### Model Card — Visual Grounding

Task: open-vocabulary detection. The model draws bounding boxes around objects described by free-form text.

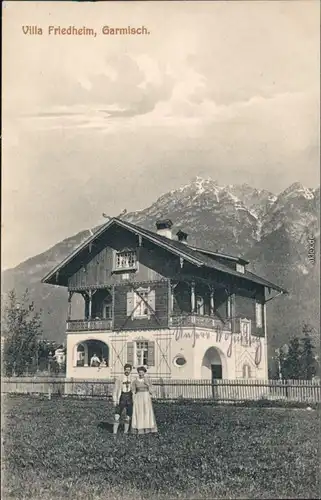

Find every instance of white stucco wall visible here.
[66,327,267,381]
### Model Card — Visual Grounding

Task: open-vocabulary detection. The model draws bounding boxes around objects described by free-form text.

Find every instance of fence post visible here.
[212,379,218,400]
[159,378,165,399]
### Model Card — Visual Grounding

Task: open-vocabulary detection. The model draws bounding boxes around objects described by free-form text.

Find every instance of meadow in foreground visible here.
[2,396,319,499]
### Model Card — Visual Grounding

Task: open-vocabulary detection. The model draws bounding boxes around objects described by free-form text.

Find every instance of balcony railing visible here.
[171,314,232,332]
[66,319,112,332]
[66,315,231,333]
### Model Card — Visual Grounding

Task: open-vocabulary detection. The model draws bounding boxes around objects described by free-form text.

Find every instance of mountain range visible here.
[2,177,320,357]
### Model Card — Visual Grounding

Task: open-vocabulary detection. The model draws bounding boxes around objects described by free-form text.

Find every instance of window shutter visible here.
[127,342,134,365]
[126,290,134,317]
[147,341,155,366]
[148,289,156,313]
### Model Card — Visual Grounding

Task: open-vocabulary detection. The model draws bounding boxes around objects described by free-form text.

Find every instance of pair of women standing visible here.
[112,364,157,434]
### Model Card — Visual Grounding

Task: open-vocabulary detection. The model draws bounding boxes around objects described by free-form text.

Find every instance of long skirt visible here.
[131,391,158,434]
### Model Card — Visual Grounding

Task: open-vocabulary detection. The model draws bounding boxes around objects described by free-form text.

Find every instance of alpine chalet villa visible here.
[42,218,286,381]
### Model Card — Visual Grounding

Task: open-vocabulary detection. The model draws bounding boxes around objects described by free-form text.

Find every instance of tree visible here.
[283,336,301,380]
[275,346,288,380]
[300,325,317,380]
[37,340,59,371]
[2,289,42,376]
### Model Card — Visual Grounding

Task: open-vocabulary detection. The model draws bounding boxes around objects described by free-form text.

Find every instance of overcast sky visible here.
[2,1,320,270]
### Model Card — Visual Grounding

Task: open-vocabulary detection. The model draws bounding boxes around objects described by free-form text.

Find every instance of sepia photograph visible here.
[1,1,320,499]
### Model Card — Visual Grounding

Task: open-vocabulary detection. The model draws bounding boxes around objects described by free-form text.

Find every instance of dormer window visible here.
[114,250,137,271]
[236,263,245,274]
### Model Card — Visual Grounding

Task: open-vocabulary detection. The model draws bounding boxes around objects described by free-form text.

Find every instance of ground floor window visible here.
[135,341,148,366]
[75,340,109,367]
[127,340,155,367]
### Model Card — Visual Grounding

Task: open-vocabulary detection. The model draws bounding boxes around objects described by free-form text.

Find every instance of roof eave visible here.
[41,218,116,284]
[189,246,250,265]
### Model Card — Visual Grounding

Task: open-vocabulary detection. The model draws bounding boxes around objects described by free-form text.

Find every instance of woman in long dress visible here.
[131,366,158,434]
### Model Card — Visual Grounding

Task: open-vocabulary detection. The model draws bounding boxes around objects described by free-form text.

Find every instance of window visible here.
[104,304,112,319]
[173,355,187,367]
[135,341,149,366]
[127,288,156,319]
[115,250,137,270]
[255,302,263,328]
[196,296,204,316]
[127,341,155,367]
[134,288,150,318]
[242,364,251,378]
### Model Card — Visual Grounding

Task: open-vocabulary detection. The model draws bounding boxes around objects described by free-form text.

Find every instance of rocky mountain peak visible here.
[279,182,315,201]
[2,177,319,346]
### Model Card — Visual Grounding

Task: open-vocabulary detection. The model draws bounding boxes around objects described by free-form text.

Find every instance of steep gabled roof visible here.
[42,217,286,293]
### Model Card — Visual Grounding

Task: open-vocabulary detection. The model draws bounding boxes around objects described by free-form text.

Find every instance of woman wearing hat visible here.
[131,366,158,434]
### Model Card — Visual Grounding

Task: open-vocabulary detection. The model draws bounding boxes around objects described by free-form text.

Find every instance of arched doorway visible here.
[75,340,109,367]
[201,347,224,380]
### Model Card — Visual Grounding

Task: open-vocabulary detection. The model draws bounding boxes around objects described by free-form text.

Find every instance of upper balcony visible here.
[66,279,234,333]
[66,315,231,333]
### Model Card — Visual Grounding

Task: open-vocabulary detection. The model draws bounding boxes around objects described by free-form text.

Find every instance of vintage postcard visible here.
[2,1,320,499]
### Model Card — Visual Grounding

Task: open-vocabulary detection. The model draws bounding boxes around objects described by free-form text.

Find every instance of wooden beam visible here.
[111,285,115,330]
[210,288,215,316]
[231,293,236,333]
[67,291,73,320]
[88,289,93,319]
[191,281,196,313]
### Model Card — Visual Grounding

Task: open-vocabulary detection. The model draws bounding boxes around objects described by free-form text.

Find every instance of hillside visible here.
[2,177,319,353]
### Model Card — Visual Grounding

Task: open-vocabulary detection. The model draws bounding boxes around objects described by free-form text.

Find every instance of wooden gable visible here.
[67,225,182,289]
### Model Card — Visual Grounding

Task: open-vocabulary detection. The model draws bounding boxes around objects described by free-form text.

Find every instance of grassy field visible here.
[1,395,320,500]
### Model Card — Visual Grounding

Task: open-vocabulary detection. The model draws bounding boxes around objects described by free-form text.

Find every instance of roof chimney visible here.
[156,219,173,239]
[176,230,188,244]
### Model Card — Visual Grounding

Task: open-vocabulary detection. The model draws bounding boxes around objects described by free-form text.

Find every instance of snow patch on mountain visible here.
[279,182,315,201]
[124,176,319,252]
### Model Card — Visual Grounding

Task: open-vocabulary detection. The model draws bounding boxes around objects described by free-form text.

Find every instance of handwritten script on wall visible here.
[174,329,262,365]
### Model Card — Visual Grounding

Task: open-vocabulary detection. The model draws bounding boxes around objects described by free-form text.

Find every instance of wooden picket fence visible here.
[1,377,320,403]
